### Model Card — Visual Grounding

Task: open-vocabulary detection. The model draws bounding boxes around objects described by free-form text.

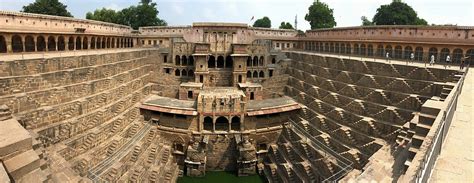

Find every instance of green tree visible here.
[361,16,373,26]
[86,8,119,23]
[279,22,294,29]
[22,0,73,17]
[372,0,428,25]
[253,17,272,28]
[86,0,167,29]
[305,0,336,29]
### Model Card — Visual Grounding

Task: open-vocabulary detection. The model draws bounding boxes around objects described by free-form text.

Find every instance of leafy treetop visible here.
[305,0,336,29]
[372,0,427,25]
[86,0,167,29]
[279,22,294,29]
[253,17,272,28]
[22,0,73,17]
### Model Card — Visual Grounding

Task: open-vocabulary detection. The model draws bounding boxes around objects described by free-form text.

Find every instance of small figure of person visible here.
[410,52,415,63]
[386,52,390,62]
[460,56,470,70]
[445,55,451,68]
[430,54,435,66]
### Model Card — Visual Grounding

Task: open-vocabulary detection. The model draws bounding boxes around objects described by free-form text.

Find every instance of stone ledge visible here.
[3,150,40,181]
[0,119,31,157]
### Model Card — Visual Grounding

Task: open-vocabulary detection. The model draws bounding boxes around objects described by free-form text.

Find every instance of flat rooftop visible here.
[143,95,196,110]
[247,96,301,116]
[199,88,245,98]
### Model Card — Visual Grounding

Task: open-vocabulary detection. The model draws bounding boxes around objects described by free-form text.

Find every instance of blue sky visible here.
[0,0,472,30]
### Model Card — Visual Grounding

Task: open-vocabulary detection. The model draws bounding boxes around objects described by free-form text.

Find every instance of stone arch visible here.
[36,36,46,51]
[247,56,251,66]
[335,43,340,53]
[353,44,360,55]
[253,56,258,66]
[75,37,82,50]
[90,37,96,49]
[172,136,186,152]
[181,69,187,77]
[259,71,264,78]
[428,47,438,61]
[188,56,194,66]
[385,45,393,57]
[57,36,65,51]
[324,43,329,52]
[330,42,335,52]
[11,35,23,52]
[440,48,450,62]
[208,55,216,68]
[188,69,194,77]
[452,48,463,63]
[68,37,74,50]
[203,116,213,131]
[217,56,224,68]
[24,35,35,52]
[101,38,106,49]
[394,45,403,59]
[367,44,374,56]
[376,45,384,57]
[175,69,180,76]
[175,55,181,65]
[111,38,115,48]
[82,37,88,50]
[253,71,258,78]
[96,37,101,49]
[247,71,252,78]
[47,36,56,51]
[404,46,413,59]
[0,35,6,53]
[415,47,423,61]
[466,49,474,64]
[215,116,229,131]
[340,44,346,54]
[259,56,264,66]
[360,44,367,55]
[231,116,240,131]
[346,44,351,54]
[238,75,242,83]
[106,37,111,48]
[226,55,233,68]
[181,55,187,66]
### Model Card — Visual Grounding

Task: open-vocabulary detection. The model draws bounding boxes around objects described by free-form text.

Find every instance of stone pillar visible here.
[228,116,231,131]
[33,35,38,52]
[87,36,91,50]
[65,36,69,51]
[212,116,216,132]
[72,36,76,50]
[5,34,12,53]
[21,35,26,52]
[54,35,59,51]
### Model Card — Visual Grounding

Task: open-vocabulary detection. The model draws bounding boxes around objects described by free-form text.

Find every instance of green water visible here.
[177,171,266,183]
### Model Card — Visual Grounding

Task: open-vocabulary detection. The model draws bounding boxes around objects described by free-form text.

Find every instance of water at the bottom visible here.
[177,171,266,183]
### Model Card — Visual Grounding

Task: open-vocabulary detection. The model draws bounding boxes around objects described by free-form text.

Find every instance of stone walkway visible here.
[287,51,463,72]
[0,48,158,62]
[430,70,473,182]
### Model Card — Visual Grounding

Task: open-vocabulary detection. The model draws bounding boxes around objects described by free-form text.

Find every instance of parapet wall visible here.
[305,25,474,44]
[0,11,132,36]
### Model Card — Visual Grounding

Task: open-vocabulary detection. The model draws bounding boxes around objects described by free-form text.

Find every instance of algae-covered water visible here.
[177,171,266,183]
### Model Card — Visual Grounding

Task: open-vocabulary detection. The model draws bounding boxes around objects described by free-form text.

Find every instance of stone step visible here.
[17,168,49,183]
[3,150,41,181]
